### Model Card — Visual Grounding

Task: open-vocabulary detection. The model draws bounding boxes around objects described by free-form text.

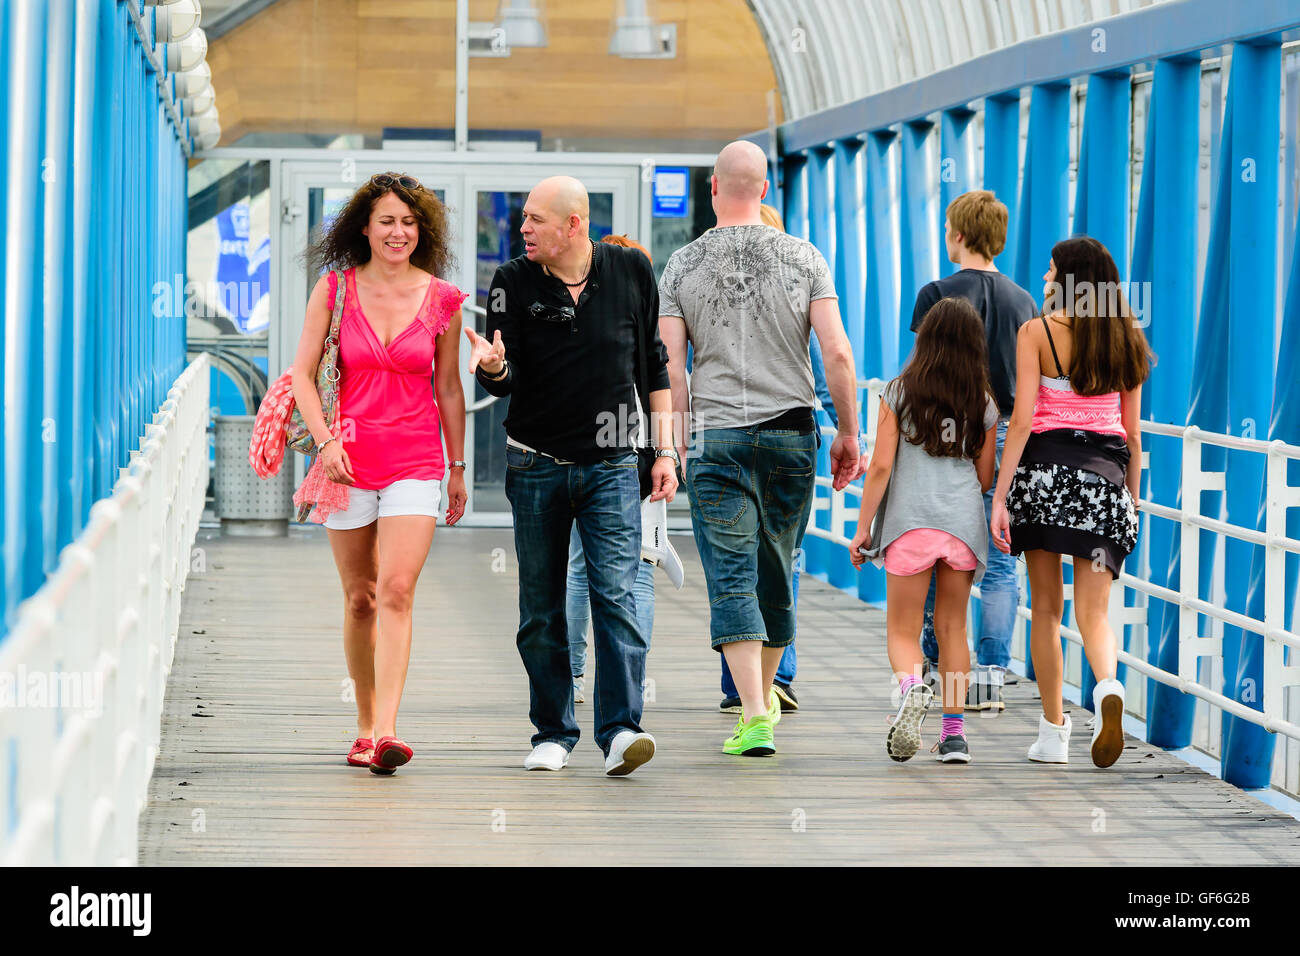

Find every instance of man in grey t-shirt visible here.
[658,139,861,758]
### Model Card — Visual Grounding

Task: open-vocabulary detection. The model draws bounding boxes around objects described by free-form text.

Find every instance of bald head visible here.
[521,175,591,266]
[713,141,769,200]
[530,175,590,222]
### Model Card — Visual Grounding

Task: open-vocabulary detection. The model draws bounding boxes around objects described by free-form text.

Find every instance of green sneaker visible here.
[767,687,782,726]
[723,714,776,756]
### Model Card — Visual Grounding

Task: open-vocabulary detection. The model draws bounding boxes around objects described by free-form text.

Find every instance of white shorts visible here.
[323,478,442,530]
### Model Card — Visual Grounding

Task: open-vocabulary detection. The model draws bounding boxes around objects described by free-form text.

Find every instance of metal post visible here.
[1221,40,1282,788]
[804,147,835,583]
[455,0,468,152]
[1136,58,1200,744]
[938,107,976,279]
[898,119,937,371]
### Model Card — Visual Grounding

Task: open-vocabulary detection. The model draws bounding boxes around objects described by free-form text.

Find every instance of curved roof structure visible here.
[747,0,1175,121]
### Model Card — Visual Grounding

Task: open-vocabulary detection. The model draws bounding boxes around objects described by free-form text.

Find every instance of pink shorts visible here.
[883,528,977,576]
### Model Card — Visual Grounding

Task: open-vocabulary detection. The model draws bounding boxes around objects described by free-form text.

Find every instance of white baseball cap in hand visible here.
[640,497,684,590]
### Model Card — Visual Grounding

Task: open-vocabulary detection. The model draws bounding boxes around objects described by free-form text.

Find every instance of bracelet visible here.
[450,460,467,469]
[317,436,336,452]
[481,360,509,382]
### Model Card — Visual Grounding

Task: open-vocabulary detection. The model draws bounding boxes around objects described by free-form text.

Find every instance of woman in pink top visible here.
[290,172,468,775]
[990,236,1152,769]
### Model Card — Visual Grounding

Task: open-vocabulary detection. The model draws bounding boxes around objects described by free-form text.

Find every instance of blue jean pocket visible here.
[688,461,746,526]
[599,452,638,469]
[506,445,535,470]
[762,465,814,540]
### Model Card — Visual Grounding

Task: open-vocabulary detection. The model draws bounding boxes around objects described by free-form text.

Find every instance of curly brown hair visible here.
[307,172,453,277]
[895,297,993,459]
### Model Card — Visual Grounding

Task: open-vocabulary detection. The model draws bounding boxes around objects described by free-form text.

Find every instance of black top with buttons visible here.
[476,241,671,463]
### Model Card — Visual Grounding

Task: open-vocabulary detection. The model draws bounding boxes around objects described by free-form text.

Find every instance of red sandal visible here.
[347,737,375,767]
[370,736,413,775]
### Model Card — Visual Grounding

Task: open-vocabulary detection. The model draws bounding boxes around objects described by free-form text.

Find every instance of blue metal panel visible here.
[1073,73,1130,274]
[3,0,48,626]
[982,93,1021,274]
[1136,57,1202,748]
[938,108,976,279]
[858,129,899,606]
[776,0,1300,153]
[832,139,866,370]
[1221,39,1282,789]
[1013,83,1070,295]
[804,148,835,583]
[898,119,938,371]
[70,0,99,538]
[827,138,867,594]
[0,0,9,636]
[44,0,73,570]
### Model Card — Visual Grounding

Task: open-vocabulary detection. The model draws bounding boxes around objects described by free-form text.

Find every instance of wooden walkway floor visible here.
[139,525,1300,865]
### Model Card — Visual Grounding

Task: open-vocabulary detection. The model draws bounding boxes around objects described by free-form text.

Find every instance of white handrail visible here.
[0,354,210,865]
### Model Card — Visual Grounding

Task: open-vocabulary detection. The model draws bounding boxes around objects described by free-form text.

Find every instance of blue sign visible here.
[652,166,690,218]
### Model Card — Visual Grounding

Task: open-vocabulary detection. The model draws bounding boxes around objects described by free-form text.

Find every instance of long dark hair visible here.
[1047,236,1153,395]
[895,297,992,459]
[307,173,452,277]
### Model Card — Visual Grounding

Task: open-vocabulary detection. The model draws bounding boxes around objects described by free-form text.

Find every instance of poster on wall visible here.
[215,201,271,334]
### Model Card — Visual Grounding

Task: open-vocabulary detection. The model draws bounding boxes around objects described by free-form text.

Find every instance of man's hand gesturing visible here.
[464,327,506,375]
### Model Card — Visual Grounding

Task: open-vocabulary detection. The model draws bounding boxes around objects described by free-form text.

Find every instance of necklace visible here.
[545,239,594,287]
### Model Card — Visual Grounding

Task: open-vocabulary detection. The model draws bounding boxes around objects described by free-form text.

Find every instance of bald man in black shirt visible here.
[465,176,678,777]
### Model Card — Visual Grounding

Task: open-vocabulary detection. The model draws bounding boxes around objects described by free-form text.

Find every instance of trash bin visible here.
[213,414,293,536]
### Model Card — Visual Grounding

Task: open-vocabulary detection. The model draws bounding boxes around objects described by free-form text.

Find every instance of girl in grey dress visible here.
[850,298,998,763]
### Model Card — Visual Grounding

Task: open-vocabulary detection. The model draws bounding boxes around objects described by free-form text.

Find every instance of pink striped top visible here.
[1032,375,1125,438]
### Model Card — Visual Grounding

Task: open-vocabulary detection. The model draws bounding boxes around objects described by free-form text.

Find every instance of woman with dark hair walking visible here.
[850,297,999,763]
[990,236,1152,768]
[290,172,468,775]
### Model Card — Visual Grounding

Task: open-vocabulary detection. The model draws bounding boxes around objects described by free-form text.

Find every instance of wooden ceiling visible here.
[207,0,782,148]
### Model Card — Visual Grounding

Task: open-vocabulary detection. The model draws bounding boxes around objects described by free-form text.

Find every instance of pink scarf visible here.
[249,369,351,523]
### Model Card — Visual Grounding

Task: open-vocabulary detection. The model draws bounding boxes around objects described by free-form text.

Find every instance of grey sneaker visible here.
[573,677,586,704]
[886,683,933,762]
[933,734,971,763]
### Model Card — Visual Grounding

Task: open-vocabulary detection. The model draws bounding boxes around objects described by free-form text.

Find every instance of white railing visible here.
[0,354,210,865]
[805,378,1300,792]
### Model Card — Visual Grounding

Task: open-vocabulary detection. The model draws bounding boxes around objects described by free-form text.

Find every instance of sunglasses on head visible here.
[370,172,424,192]
[529,301,575,323]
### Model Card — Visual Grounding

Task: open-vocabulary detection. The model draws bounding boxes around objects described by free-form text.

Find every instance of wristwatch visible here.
[654,448,681,465]
[450,460,467,469]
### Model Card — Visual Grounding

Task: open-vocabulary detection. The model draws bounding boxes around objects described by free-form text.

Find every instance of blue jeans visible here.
[505,446,646,756]
[721,552,800,696]
[686,426,817,650]
[567,524,656,678]
[921,417,1019,668]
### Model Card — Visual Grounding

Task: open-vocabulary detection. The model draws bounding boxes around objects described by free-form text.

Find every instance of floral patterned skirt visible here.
[1005,460,1138,577]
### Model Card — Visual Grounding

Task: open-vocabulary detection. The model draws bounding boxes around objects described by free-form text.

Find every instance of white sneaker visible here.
[1027,712,1072,763]
[1091,678,1126,768]
[604,730,656,776]
[523,742,570,771]
[573,677,586,704]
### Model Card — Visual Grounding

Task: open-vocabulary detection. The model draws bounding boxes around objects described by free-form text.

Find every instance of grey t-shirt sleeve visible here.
[983,395,999,431]
[809,247,838,301]
[657,254,683,317]
[882,378,901,413]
